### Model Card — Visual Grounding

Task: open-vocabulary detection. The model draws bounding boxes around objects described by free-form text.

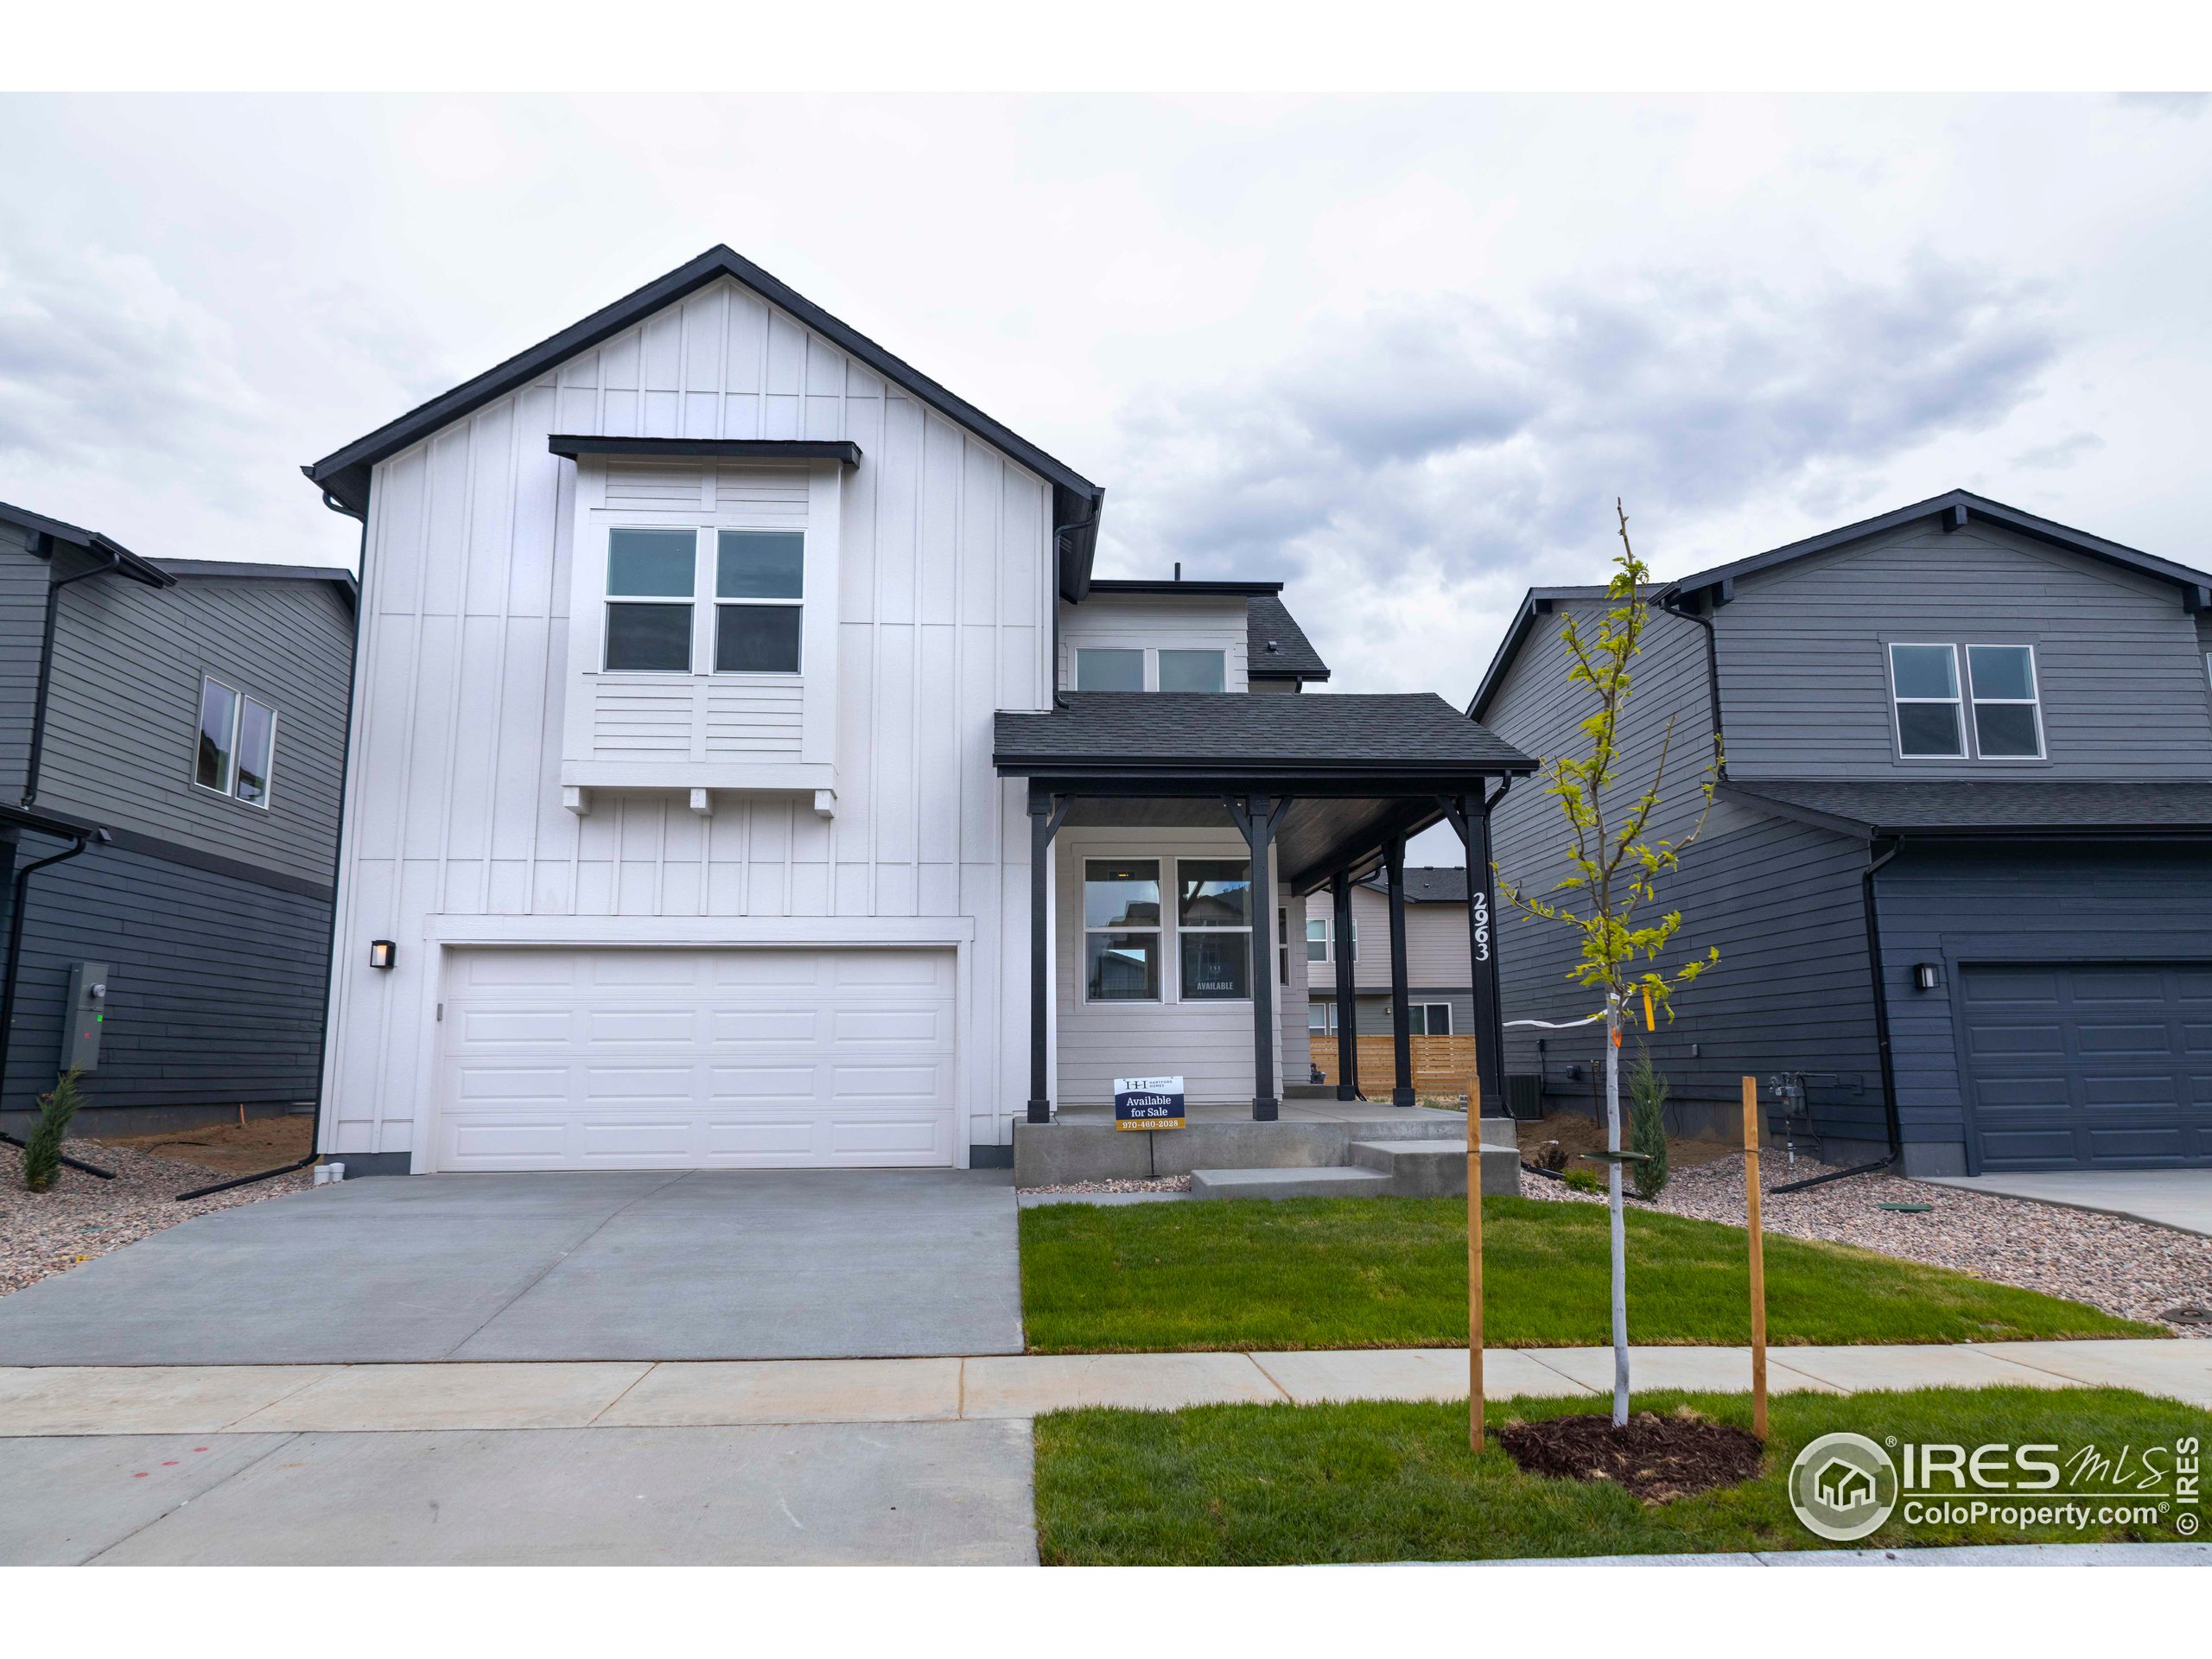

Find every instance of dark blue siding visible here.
[2,839,333,1116]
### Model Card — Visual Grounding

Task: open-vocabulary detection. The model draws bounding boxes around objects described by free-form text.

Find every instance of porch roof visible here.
[995,693,1534,890]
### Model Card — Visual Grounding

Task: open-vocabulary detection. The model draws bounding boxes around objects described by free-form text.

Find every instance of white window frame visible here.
[1306,917,1330,962]
[1963,643,2045,761]
[1308,1001,1338,1034]
[714,529,805,676]
[1083,857,1163,1004]
[1158,648,1227,694]
[1413,1002,1452,1036]
[1887,642,1966,760]
[192,674,277,811]
[601,527,700,675]
[601,527,809,677]
[1072,647,1147,692]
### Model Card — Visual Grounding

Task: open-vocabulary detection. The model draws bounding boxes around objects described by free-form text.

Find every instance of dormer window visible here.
[604,530,698,671]
[715,531,804,673]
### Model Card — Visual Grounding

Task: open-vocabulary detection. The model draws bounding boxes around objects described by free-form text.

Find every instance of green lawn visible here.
[1019,1194,2163,1352]
[1034,1386,2202,1564]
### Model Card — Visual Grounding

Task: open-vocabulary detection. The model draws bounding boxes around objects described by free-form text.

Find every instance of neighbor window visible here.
[194,677,276,809]
[1084,859,1160,1001]
[1888,644,1965,759]
[604,528,697,672]
[1177,858,1252,999]
[1308,1001,1337,1034]
[715,530,804,673]
[1074,648,1144,691]
[1158,649,1226,693]
[1407,1002,1452,1036]
[1966,645,2043,759]
[1306,918,1330,962]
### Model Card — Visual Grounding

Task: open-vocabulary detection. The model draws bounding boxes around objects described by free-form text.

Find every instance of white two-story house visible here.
[305,246,1529,1175]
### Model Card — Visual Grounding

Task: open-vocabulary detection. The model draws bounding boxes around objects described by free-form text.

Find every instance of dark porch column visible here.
[1440,790,1509,1119]
[1026,791,1070,1124]
[1331,868,1359,1100]
[1385,835,1414,1107]
[1228,793,1287,1122]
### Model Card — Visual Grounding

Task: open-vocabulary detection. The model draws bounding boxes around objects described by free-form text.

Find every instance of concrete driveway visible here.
[0,1169,1022,1365]
[1918,1169,2212,1236]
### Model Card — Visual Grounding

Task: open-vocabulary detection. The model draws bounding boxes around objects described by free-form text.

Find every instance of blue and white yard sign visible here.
[1114,1075,1186,1131]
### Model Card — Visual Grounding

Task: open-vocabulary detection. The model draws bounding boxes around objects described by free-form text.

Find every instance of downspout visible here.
[1656,587,1726,777]
[180,489,365,1200]
[1048,493,1103,710]
[0,826,108,1170]
[23,543,124,807]
[1772,836,1904,1194]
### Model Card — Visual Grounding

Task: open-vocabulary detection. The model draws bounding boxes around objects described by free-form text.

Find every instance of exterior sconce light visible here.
[1912,963,1943,992]
[370,939,397,970]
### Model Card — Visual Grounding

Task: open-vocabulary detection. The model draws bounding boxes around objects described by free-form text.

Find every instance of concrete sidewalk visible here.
[1917,1169,2212,1236]
[3,1338,2203,1436]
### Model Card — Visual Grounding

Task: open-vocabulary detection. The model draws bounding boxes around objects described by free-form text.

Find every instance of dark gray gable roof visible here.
[1725,779,2212,839]
[1664,489,2212,608]
[1248,594,1330,681]
[302,245,1105,595]
[1358,864,1468,902]
[995,691,1530,777]
[156,558,359,604]
[0,499,173,588]
[1467,585,1613,721]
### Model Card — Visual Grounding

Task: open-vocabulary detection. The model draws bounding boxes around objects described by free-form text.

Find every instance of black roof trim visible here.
[548,435,861,467]
[302,245,1105,593]
[1357,865,1469,902]
[1467,586,1611,721]
[1662,489,2212,608]
[0,499,174,588]
[0,798,103,842]
[1085,578,1285,597]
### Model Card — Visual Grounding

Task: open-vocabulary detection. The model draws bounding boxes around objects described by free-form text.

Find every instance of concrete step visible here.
[1189,1166,1392,1201]
[1347,1138,1522,1198]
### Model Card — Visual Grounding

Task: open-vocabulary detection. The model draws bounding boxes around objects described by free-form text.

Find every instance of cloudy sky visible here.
[4,92,2209,724]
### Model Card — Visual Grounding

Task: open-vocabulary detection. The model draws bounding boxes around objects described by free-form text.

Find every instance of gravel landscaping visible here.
[1022,1175,1192,1196]
[1520,1149,2211,1338]
[0,1137,315,1295]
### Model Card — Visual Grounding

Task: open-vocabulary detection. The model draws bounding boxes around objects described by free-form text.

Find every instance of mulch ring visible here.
[1497,1407,1764,1503]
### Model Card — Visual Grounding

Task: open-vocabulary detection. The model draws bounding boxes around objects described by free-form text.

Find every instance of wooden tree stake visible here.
[1469,1077,1484,1449]
[1742,1074,1768,1441]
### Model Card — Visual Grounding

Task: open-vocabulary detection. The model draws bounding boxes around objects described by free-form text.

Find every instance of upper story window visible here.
[1306,915,1357,962]
[602,527,806,675]
[1888,642,2044,761]
[1073,646,1228,692]
[194,676,276,810]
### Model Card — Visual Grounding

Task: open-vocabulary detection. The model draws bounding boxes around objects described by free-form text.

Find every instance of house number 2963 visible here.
[1471,891,1491,963]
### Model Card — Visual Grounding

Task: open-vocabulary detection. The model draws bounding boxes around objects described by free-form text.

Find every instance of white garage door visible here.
[435,947,957,1171]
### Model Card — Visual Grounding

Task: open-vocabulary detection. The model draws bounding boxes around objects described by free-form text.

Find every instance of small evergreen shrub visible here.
[1563,1166,1605,1195]
[21,1071,85,1194]
[1627,1052,1671,1199]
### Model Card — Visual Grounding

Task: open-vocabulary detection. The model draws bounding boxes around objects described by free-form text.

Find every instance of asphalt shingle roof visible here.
[995,693,1532,775]
[1247,594,1330,680]
[1358,866,1469,902]
[1726,779,2212,835]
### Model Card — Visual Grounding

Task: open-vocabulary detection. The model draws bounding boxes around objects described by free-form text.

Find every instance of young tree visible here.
[1497,501,1719,1426]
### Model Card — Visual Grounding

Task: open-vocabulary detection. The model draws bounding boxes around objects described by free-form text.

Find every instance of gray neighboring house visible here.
[1303,867,1474,1040]
[0,501,356,1139]
[1473,488,2212,1176]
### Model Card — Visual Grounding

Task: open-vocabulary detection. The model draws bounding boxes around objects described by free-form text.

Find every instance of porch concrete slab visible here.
[1972,1339,2212,1407]
[226,1362,652,1432]
[0,1433,297,1565]
[86,1421,1038,1566]
[1189,1165,1391,1200]
[960,1351,1283,1417]
[601,1357,963,1426]
[1917,1170,2212,1236]
[1763,1344,2080,1394]
[0,1168,1021,1366]
[1249,1346,1592,1403]
[0,1365,334,1436]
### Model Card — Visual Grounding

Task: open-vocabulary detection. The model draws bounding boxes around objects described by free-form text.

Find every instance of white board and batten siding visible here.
[1053,827,1308,1105]
[322,275,1055,1170]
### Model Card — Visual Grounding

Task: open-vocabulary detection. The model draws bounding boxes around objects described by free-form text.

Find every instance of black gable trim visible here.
[548,435,861,467]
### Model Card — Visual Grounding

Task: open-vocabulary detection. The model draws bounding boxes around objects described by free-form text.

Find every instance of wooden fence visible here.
[1308,1033,1478,1097]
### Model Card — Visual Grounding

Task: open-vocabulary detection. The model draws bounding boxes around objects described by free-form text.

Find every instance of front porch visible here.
[994,690,1535,1167]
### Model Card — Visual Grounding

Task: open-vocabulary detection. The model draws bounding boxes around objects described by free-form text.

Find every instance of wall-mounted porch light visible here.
[1912,962,1944,992]
[370,939,397,970]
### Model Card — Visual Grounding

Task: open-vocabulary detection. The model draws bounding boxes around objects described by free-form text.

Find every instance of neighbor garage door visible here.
[1959,961,2212,1170]
[435,947,957,1171]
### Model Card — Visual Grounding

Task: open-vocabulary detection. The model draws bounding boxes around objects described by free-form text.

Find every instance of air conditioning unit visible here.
[1504,1073,1546,1120]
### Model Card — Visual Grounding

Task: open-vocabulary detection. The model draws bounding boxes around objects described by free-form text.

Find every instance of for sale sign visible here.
[1114,1075,1186,1131]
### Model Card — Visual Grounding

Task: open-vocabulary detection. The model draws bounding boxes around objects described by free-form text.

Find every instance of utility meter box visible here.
[61,961,109,1074]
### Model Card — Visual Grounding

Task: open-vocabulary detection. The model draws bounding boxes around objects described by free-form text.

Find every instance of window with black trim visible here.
[1084,859,1161,1001]
[1407,1002,1452,1035]
[1177,857,1251,999]
[194,676,276,809]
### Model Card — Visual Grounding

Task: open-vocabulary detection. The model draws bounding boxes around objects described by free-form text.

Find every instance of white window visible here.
[1084,859,1160,1001]
[1306,918,1329,962]
[603,527,805,676]
[194,677,276,809]
[1159,649,1226,693]
[1965,645,2043,759]
[1888,644,1965,759]
[1308,1001,1337,1034]
[715,531,804,672]
[1177,858,1252,1000]
[1074,648,1144,691]
[1407,1002,1452,1035]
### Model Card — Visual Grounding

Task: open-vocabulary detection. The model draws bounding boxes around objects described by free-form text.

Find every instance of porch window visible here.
[1177,858,1251,999]
[1084,859,1160,1001]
